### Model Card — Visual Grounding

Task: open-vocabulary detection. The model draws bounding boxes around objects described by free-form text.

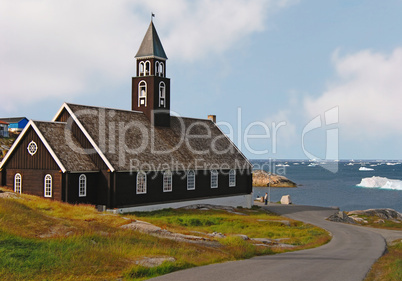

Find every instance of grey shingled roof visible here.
[66,103,250,172]
[135,21,167,59]
[34,121,98,172]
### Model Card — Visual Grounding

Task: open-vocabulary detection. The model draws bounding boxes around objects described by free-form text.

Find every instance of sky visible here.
[1,0,402,160]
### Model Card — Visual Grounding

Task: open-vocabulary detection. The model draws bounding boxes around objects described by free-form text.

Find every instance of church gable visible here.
[1,123,61,171]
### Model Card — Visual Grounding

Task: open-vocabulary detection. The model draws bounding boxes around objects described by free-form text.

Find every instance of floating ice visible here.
[359,167,374,171]
[357,176,402,190]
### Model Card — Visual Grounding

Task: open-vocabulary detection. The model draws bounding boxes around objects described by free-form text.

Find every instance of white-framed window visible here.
[156,61,164,77]
[187,170,195,190]
[14,173,22,194]
[145,60,150,75]
[163,171,172,192]
[44,174,52,198]
[139,61,145,76]
[27,141,38,156]
[159,82,166,107]
[138,80,147,107]
[79,174,86,197]
[155,61,160,76]
[136,172,147,194]
[211,170,218,188]
[229,169,236,187]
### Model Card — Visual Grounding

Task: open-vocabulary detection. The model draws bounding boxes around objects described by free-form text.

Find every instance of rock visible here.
[234,234,249,240]
[136,256,176,268]
[280,195,292,205]
[327,211,356,224]
[347,208,402,221]
[251,238,273,244]
[252,170,297,187]
[207,232,225,238]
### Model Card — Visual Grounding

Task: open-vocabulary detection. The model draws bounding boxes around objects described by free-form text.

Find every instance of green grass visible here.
[129,208,330,250]
[365,240,402,281]
[0,188,331,280]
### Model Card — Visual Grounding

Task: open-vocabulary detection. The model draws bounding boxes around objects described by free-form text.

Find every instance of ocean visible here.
[251,160,402,212]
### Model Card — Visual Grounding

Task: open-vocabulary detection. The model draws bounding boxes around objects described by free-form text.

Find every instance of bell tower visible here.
[132,21,170,127]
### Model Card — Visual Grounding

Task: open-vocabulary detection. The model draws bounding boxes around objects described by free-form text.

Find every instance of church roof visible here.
[63,103,250,172]
[135,21,167,60]
[34,121,98,172]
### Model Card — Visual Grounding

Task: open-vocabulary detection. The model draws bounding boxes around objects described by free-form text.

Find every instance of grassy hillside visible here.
[0,188,330,280]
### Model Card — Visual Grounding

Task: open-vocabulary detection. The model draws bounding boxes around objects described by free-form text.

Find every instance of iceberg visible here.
[359,167,374,171]
[357,176,402,190]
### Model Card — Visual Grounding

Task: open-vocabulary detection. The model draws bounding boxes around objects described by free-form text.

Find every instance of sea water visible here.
[251,160,402,212]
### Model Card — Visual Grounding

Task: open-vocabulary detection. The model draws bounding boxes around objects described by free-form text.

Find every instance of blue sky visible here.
[1,0,402,160]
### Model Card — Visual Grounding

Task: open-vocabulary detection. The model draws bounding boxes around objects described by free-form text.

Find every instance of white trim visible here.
[51,102,68,122]
[14,173,22,194]
[163,171,172,192]
[229,169,236,187]
[79,174,87,197]
[52,102,144,122]
[31,121,67,173]
[211,169,218,188]
[63,104,115,172]
[136,55,167,61]
[136,171,147,194]
[44,174,52,198]
[187,170,195,190]
[27,141,38,156]
[0,120,67,172]
[159,81,166,107]
[138,80,147,107]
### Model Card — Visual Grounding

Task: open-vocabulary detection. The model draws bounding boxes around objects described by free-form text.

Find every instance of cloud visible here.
[304,48,402,139]
[0,0,297,112]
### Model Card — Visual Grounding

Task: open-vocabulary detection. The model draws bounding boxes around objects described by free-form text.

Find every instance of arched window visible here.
[159,82,166,107]
[155,61,160,76]
[163,171,172,192]
[79,174,87,197]
[229,169,236,187]
[137,172,147,194]
[156,61,164,77]
[211,170,218,188]
[187,170,195,190]
[44,174,52,198]
[139,61,145,76]
[14,173,22,194]
[145,60,151,75]
[159,62,164,77]
[138,80,147,107]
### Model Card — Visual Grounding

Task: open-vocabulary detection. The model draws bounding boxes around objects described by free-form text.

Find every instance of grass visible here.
[0,187,331,280]
[364,239,402,281]
[128,208,331,251]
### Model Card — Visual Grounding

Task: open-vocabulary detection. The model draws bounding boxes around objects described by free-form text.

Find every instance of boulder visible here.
[347,208,402,221]
[280,195,292,205]
[327,211,356,224]
[252,170,297,187]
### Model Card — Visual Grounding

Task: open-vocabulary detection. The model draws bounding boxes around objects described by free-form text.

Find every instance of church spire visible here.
[135,21,167,60]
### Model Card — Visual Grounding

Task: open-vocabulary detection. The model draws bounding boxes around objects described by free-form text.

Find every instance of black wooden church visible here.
[0,21,253,211]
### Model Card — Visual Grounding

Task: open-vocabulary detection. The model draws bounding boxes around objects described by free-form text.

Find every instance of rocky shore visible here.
[252,170,297,187]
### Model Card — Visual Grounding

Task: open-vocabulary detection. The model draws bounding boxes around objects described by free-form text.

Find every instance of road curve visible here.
[149,204,401,281]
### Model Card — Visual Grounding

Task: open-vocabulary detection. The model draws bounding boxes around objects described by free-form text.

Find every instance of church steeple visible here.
[132,21,170,127]
[135,21,167,60]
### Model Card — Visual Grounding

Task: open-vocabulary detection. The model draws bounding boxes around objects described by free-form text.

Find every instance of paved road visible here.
[149,204,402,281]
